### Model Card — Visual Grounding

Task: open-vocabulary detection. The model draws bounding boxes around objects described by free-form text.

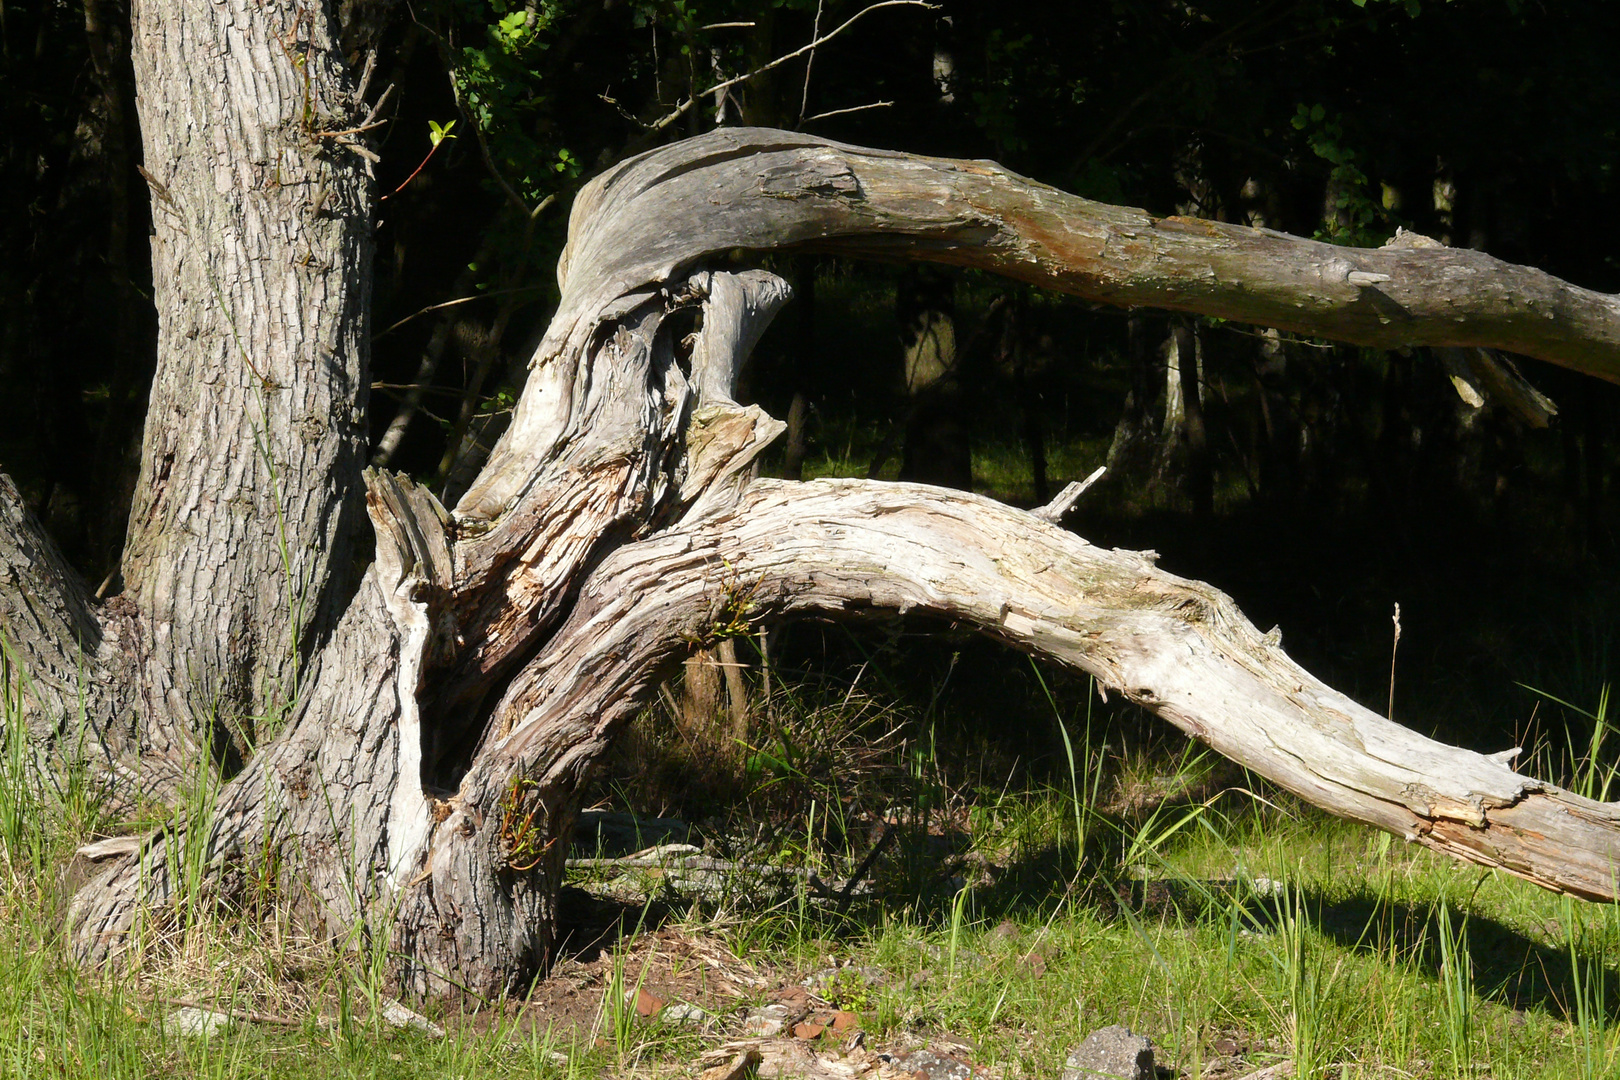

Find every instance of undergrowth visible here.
[1,630,1619,1078]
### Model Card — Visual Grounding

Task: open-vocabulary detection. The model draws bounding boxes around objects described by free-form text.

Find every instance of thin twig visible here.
[380,134,448,201]
[354,48,379,106]
[1218,323,1335,350]
[157,996,331,1029]
[566,854,814,879]
[836,823,896,914]
[647,1,934,137]
[797,0,824,127]
[1388,602,1402,720]
[802,100,893,124]
[372,283,550,340]
[370,382,465,395]
[312,119,388,140]
[598,91,645,128]
[358,82,396,130]
[337,140,381,165]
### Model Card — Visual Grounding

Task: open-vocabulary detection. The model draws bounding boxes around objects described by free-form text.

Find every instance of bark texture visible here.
[0,477,129,743]
[119,0,373,753]
[33,126,1620,1000]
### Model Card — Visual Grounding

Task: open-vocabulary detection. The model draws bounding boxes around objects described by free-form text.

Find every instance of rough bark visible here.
[0,478,128,741]
[37,126,1620,1000]
[118,0,373,749]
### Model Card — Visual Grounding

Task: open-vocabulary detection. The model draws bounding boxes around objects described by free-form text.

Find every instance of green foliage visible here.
[1291,102,1388,245]
[967,30,1035,156]
[433,0,582,208]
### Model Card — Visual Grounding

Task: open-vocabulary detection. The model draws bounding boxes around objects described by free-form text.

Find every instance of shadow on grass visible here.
[1078,869,1620,1025]
[867,819,1620,1027]
[552,887,681,965]
[1303,888,1619,1023]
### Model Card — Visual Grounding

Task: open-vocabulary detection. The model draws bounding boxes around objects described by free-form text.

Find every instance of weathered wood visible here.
[529,128,1620,406]
[44,125,1620,1000]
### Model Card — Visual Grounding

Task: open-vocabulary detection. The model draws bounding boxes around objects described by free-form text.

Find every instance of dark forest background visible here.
[5,0,1620,762]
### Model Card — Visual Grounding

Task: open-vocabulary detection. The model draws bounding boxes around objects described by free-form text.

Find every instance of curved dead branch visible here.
[493,479,1620,903]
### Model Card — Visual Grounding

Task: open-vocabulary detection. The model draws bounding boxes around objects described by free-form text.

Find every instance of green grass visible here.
[797,816,1620,1079]
[6,643,1620,1079]
[6,743,1620,1078]
[582,665,1620,1080]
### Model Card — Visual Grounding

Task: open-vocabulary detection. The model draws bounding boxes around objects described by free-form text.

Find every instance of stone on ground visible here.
[1060,1025,1155,1080]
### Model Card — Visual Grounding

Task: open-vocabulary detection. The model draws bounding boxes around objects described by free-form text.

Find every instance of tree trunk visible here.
[1173,317,1214,517]
[112,0,374,771]
[19,125,1620,1001]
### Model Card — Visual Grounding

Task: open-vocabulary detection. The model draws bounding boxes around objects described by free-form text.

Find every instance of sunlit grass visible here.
[5,638,1620,1078]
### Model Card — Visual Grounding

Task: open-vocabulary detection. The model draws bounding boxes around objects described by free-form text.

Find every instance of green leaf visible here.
[427,119,458,147]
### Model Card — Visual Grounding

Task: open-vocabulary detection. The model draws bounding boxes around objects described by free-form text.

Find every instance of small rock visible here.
[1061,1025,1155,1080]
[699,1048,763,1080]
[740,1003,791,1037]
[379,997,447,1038]
[892,1047,976,1080]
[660,1001,708,1024]
[631,988,666,1017]
[1234,1063,1294,1080]
[167,1007,232,1038]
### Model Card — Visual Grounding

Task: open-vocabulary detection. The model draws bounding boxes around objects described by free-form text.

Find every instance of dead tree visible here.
[10,4,1620,999]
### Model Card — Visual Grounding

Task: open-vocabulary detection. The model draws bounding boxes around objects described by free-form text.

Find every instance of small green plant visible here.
[596,899,658,1061]
[1521,682,1617,800]
[1270,883,1348,1080]
[1435,898,1475,1077]
[947,883,972,981]
[1562,895,1618,1080]
[499,775,554,871]
[823,966,874,1013]
[383,120,459,201]
[1029,662,1105,879]
[710,564,760,641]
[0,655,47,881]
